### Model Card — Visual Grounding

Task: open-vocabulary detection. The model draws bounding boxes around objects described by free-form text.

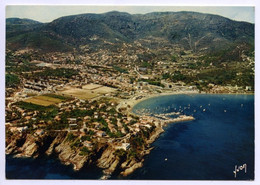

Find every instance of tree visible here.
[80,147,89,156]
[6,73,20,88]
[171,55,177,62]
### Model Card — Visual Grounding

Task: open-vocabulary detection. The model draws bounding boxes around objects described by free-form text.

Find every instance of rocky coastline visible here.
[6,95,195,179]
[6,121,166,178]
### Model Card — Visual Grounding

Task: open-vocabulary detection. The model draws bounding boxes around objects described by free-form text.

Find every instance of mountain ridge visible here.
[6,11,254,53]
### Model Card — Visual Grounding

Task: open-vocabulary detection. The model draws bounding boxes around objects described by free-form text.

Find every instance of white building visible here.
[115,143,130,151]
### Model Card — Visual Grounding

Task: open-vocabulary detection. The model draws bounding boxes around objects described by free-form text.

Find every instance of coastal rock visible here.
[97,145,123,176]
[141,147,154,156]
[103,159,120,175]
[46,132,67,156]
[6,133,25,155]
[121,159,135,169]
[146,126,164,145]
[55,141,76,165]
[54,137,88,171]
[6,140,18,154]
[5,112,177,177]
[121,160,129,169]
[97,146,116,169]
[71,153,88,171]
[15,135,39,158]
[120,160,144,176]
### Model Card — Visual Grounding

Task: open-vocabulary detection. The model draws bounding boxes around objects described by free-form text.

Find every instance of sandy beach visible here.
[116,90,200,115]
[119,90,254,115]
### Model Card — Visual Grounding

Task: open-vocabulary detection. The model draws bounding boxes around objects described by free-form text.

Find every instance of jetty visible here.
[150,112,195,125]
[161,115,195,124]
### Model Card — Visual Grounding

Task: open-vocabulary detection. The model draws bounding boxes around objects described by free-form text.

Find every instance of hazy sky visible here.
[6,6,254,23]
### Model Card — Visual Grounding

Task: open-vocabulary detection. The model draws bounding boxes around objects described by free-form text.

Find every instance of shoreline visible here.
[6,92,254,180]
[118,91,254,177]
[120,91,254,116]
[119,91,198,116]
[6,91,254,179]
[118,91,255,115]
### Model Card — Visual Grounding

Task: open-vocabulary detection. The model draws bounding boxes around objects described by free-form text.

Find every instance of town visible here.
[5,33,254,178]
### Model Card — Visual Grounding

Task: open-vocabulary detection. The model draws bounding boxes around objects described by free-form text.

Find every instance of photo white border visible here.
[0,0,258,185]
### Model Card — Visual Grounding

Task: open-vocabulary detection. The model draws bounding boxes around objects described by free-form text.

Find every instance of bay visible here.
[6,94,254,180]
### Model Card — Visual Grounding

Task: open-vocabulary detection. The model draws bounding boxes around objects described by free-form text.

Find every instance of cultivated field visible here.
[59,84,116,100]
[60,89,99,100]
[94,86,116,94]
[24,95,63,106]
[82,84,103,90]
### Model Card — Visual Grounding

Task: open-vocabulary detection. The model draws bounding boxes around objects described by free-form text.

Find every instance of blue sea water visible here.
[6,94,254,180]
[6,155,103,179]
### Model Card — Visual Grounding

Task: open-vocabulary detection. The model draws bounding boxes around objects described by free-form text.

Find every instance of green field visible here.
[24,94,70,106]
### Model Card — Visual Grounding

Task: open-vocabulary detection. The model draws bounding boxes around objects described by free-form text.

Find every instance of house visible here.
[99,103,106,109]
[144,124,152,129]
[54,115,61,121]
[68,118,77,123]
[34,129,44,136]
[83,140,93,148]
[92,122,101,129]
[9,127,18,132]
[69,123,78,130]
[246,86,252,91]
[25,116,32,120]
[138,67,147,72]
[16,126,28,133]
[5,122,11,126]
[140,75,149,80]
[84,116,91,120]
[115,143,130,151]
[134,127,141,132]
[96,131,106,137]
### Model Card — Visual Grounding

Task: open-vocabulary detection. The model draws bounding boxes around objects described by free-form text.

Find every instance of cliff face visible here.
[97,146,120,176]
[15,134,39,157]
[6,125,164,178]
[54,135,88,170]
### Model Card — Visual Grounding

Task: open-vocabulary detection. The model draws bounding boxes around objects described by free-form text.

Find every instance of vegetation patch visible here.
[66,133,77,142]
[113,66,128,73]
[33,68,78,79]
[139,79,165,88]
[6,73,20,88]
[79,146,90,156]
[15,101,57,111]
[44,94,73,101]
